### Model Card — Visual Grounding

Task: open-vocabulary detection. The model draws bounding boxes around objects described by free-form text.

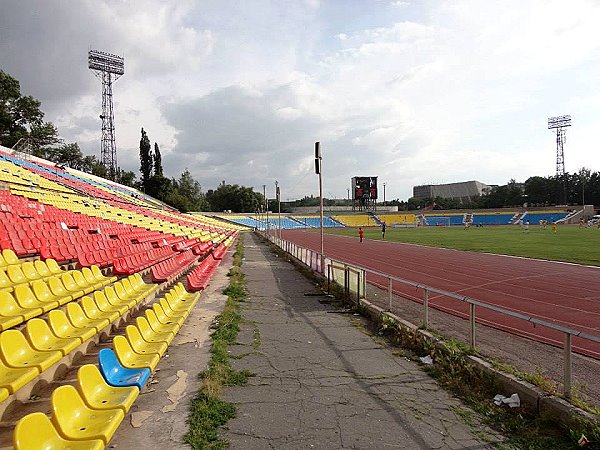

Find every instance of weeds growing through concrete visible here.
[185,237,252,449]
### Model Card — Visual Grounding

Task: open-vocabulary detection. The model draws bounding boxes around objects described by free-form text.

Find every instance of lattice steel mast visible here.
[548,115,571,204]
[88,50,124,179]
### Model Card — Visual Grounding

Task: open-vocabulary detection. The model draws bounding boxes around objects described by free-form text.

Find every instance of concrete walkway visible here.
[220,233,504,449]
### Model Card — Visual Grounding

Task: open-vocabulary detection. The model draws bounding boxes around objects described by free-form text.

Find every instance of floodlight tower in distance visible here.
[547,114,571,204]
[88,49,125,179]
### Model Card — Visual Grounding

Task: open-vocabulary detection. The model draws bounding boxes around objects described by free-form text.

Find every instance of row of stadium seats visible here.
[0,273,156,407]
[13,283,201,448]
[150,249,198,283]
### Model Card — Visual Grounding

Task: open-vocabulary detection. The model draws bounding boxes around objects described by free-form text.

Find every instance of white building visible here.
[413,181,490,202]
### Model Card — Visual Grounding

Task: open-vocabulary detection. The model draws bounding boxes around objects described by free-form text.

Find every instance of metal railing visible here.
[263,233,600,398]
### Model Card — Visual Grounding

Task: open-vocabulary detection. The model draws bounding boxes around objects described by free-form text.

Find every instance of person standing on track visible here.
[358,227,364,242]
[381,222,386,239]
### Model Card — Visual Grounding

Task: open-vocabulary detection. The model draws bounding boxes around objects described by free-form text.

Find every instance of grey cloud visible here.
[161,84,327,195]
[0,1,99,108]
[160,83,412,198]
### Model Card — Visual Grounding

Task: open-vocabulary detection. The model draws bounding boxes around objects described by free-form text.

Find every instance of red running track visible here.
[281,229,600,358]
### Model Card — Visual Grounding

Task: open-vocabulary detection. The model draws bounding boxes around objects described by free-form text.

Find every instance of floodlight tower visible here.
[547,115,571,204]
[88,49,125,179]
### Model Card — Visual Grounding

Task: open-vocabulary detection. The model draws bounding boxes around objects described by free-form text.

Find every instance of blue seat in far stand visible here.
[98,348,150,390]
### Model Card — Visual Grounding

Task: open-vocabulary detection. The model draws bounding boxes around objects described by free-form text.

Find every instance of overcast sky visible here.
[2,0,599,201]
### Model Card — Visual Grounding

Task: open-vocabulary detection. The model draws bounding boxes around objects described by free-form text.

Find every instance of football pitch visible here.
[325,224,600,266]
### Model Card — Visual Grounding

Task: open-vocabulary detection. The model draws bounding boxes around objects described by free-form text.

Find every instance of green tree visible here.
[139,128,152,192]
[146,175,172,202]
[153,142,163,177]
[173,169,209,211]
[205,183,262,212]
[524,176,551,205]
[43,143,85,169]
[116,169,136,187]
[505,179,524,207]
[0,70,60,149]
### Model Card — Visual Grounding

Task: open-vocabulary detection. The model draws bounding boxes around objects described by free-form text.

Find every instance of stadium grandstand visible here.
[292,215,344,228]
[331,214,376,227]
[216,209,574,231]
[216,214,345,229]
[376,213,417,227]
[414,210,571,226]
[0,145,242,447]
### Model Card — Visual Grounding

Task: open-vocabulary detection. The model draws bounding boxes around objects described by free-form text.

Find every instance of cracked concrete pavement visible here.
[220,233,505,449]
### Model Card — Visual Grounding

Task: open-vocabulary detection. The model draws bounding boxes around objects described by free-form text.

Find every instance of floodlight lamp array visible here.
[548,115,571,129]
[88,50,124,75]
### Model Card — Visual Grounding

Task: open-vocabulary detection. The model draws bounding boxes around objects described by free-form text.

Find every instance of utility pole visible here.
[315,142,324,273]
[263,184,268,234]
[275,180,281,239]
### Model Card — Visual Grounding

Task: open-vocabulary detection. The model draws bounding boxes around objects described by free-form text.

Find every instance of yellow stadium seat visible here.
[125,325,167,357]
[72,271,96,295]
[145,308,179,335]
[0,387,8,402]
[82,267,110,288]
[131,273,156,296]
[0,329,62,372]
[0,253,6,269]
[120,278,137,297]
[45,259,64,275]
[48,309,96,343]
[77,364,138,413]
[0,269,13,292]
[0,290,41,322]
[0,357,38,394]
[91,265,116,284]
[33,260,53,278]
[24,318,80,356]
[160,297,189,321]
[31,279,71,306]
[47,276,74,302]
[104,286,136,310]
[113,282,136,305]
[172,282,188,299]
[51,385,124,445]
[20,261,42,282]
[0,314,21,332]
[14,284,58,313]
[67,302,110,333]
[81,296,119,324]
[6,265,27,285]
[152,303,185,329]
[135,316,174,345]
[165,290,197,312]
[14,412,105,450]
[127,273,143,291]
[59,273,85,298]
[2,249,19,266]
[113,335,159,371]
[94,290,127,316]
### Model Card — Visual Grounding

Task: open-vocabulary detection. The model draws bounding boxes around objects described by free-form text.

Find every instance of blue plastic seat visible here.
[98,348,150,390]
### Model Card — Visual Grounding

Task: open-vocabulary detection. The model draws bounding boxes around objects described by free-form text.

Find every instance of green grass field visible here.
[325,225,600,266]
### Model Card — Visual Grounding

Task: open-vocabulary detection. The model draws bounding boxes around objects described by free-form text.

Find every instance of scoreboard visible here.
[352,176,378,202]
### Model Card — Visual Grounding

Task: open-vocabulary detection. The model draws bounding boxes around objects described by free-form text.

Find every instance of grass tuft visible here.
[185,237,253,449]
